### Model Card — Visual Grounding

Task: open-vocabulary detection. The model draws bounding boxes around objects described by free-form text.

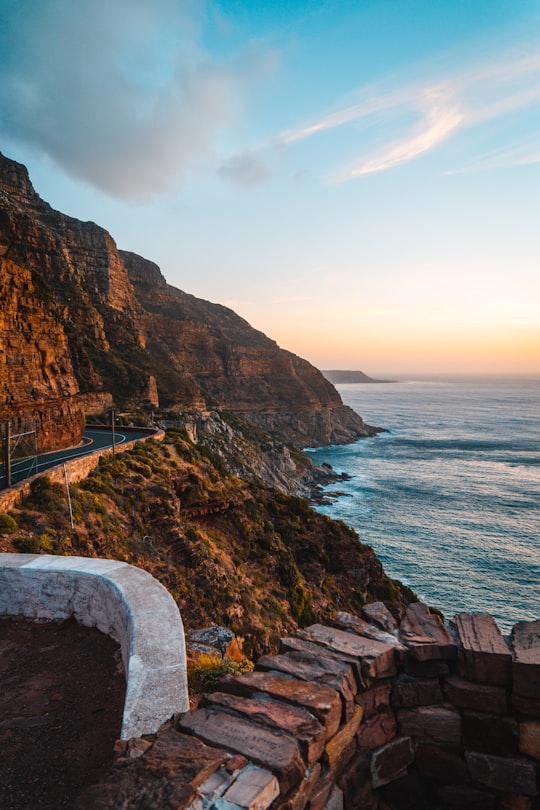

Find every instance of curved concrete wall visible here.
[0,553,189,739]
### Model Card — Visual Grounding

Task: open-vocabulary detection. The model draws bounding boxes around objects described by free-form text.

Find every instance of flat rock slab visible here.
[279,635,364,686]
[371,736,414,788]
[355,683,392,719]
[465,752,538,796]
[415,743,469,784]
[356,710,397,751]
[218,671,342,739]
[451,613,512,686]
[332,611,406,655]
[399,603,457,662]
[323,705,364,769]
[398,705,461,744]
[519,721,540,761]
[202,691,326,766]
[256,651,356,720]
[444,674,508,715]
[361,603,398,633]
[392,675,443,709]
[296,624,396,682]
[178,708,304,794]
[462,712,518,756]
[222,764,280,809]
[512,620,540,699]
[76,728,229,809]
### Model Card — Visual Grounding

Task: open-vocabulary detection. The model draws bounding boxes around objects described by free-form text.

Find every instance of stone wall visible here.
[80,603,540,810]
[0,553,189,739]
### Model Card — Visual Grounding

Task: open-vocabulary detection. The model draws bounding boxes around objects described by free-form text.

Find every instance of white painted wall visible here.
[0,553,189,738]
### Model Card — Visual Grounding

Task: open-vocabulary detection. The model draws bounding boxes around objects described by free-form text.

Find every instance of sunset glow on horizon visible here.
[1,1,538,376]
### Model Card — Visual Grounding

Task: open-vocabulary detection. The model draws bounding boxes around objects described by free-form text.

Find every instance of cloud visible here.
[0,0,269,198]
[447,134,540,174]
[219,149,272,188]
[348,94,464,178]
[280,46,540,180]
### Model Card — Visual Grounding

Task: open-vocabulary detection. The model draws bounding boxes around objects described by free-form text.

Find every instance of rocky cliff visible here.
[0,152,375,450]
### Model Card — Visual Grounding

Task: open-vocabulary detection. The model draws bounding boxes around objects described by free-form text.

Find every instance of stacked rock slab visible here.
[79,606,540,810]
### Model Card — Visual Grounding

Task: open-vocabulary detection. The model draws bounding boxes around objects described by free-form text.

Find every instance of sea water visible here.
[307,377,540,631]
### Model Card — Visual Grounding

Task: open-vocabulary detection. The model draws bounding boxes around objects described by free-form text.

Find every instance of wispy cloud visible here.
[447,134,540,174]
[280,46,540,180]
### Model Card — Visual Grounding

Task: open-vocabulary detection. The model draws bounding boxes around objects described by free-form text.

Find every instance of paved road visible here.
[0,427,153,490]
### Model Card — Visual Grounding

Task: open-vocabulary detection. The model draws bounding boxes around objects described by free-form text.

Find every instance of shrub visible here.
[0,514,18,534]
[187,653,253,694]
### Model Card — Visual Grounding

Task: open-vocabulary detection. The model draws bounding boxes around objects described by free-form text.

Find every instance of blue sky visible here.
[1,0,539,375]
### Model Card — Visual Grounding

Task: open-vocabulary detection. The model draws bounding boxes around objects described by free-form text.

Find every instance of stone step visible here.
[279,635,365,688]
[451,613,512,686]
[255,651,356,721]
[216,671,342,740]
[331,611,406,656]
[295,624,396,683]
[201,691,326,766]
[178,707,304,794]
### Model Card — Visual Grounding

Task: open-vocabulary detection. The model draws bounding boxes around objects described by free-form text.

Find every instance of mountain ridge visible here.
[0,152,377,451]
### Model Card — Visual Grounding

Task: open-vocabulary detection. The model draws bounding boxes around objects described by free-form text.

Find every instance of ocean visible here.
[307,377,540,632]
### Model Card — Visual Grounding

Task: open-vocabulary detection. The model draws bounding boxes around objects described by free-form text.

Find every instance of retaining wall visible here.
[0,553,189,739]
[80,603,540,810]
[0,428,165,514]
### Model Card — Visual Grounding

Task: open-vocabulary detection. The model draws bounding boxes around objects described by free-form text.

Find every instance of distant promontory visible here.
[322,370,395,384]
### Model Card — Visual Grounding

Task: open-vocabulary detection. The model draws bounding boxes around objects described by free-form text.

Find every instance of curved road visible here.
[1,427,154,489]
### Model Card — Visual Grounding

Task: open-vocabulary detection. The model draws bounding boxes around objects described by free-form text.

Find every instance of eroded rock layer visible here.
[0,152,374,449]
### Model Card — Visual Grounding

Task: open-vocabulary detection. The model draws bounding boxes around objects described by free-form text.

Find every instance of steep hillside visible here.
[0,152,376,450]
[0,432,415,657]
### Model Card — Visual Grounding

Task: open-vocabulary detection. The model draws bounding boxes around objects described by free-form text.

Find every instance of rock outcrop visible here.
[0,152,376,450]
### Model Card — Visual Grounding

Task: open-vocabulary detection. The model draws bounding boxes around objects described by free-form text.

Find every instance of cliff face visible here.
[0,152,374,448]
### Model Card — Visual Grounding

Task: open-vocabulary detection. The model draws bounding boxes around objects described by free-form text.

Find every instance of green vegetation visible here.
[0,514,18,534]
[187,653,253,694]
[0,433,416,658]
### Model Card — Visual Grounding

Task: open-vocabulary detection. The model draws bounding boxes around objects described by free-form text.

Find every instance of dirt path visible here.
[0,617,125,809]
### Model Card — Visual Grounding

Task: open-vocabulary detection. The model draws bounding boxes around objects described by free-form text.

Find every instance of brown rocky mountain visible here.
[0,152,375,451]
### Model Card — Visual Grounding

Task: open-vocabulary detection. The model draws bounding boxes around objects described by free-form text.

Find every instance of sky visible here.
[1,0,539,377]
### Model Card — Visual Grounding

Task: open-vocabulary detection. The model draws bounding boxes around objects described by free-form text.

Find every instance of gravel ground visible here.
[0,617,125,810]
